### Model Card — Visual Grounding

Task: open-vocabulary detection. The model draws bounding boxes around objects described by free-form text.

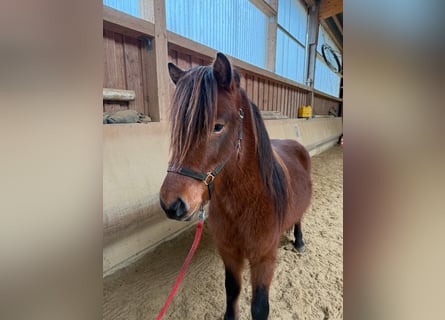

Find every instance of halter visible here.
[167,108,244,199]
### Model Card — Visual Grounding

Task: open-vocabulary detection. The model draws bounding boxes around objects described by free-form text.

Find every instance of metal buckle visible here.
[198,206,205,221]
[203,172,215,186]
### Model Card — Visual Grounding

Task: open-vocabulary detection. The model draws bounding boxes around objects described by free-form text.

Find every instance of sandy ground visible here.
[103,146,343,319]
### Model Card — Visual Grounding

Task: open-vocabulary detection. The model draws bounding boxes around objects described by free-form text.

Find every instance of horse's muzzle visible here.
[160,197,189,221]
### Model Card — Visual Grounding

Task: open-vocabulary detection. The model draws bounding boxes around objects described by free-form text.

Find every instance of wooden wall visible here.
[313,94,340,115]
[102,8,341,120]
[103,29,149,115]
[167,44,311,119]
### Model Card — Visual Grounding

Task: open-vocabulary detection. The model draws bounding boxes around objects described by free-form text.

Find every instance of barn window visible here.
[314,25,342,97]
[275,0,307,84]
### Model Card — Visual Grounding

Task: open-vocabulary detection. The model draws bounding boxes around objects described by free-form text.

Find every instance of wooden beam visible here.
[266,15,277,72]
[249,0,277,17]
[319,0,343,19]
[332,15,343,35]
[268,0,278,11]
[103,5,155,37]
[140,0,155,23]
[167,32,313,92]
[313,89,342,102]
[103,88,135,101]
[142,0,170,121]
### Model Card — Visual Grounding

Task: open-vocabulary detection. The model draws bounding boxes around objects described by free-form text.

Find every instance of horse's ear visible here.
[168,63,185,85]
[213,52,232,90]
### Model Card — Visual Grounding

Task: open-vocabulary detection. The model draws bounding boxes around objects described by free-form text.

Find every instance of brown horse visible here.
[159,53,312,320]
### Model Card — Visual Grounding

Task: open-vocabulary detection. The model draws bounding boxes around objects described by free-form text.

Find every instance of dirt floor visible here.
[103,145,343,320]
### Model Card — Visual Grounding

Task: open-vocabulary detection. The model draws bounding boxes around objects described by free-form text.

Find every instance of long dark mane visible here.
[169,66,217,165]
[248,100,288,222]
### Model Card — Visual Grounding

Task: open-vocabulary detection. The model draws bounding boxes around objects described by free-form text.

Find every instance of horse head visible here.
[159,53,243,221]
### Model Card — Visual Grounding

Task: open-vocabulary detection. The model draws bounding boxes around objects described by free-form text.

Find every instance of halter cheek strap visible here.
[167,108,244,200]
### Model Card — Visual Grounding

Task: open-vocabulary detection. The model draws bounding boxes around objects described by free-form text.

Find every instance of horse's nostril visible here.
[161,197,188,220]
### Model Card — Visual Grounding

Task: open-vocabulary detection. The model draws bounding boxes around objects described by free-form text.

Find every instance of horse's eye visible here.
[213,123,224,133]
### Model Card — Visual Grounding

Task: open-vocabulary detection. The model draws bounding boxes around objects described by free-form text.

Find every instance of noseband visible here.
[167,108,244,199]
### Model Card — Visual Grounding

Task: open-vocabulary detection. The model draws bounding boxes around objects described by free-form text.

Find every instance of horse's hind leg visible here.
[294,222,305,252]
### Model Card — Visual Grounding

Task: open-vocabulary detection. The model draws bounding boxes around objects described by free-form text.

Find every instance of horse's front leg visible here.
[294,221,305,252]
[218,247,244,320]
[249,254,277,320]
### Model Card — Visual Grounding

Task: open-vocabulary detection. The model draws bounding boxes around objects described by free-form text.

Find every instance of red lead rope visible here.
[156,210,205,320]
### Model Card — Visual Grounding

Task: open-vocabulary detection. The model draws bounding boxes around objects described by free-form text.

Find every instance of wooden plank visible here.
[285,87,290,116]
[167,42,210,67]
[293,90,299,118]
[268,80,274,111]
[259,79,269,110]
[140,0,155,23]
[177,51,191,70]
[287,87,292,118]
[313,88,342,101]
[167,32,313,92]
[103,30,126,90]
[142,0,170,121]
[239,72,246,91]
[249,0,277,16]
[296,91,301,117]
[281,85,286,115]
[103,29,116,89]
[289,89,295,118]
[288,88,293,118]
[272,82,278,112]
[308,92,313,108]
[113,32,126,88]
[302,92,307,107]
[168,48,178,65]
[103,101,128,113]
[284,86,289,118]
[123,36,145,113]
[276,85,282,113]
[103,88,135,101]
[319,0,343,19]
[268,0,278,11]
[332,15,343,35]
[103,5,155,37]
[266,13,277,72]
[259,78,264,110]
[281,86,287,117]
[246,75,254,101]
[252,76,259,106]
[191,55,202,67]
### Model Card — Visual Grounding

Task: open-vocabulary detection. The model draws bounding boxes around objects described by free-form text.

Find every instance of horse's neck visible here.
[218,103,262,198]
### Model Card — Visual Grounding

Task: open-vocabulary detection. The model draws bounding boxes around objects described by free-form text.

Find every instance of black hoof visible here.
[294,242,305,253]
